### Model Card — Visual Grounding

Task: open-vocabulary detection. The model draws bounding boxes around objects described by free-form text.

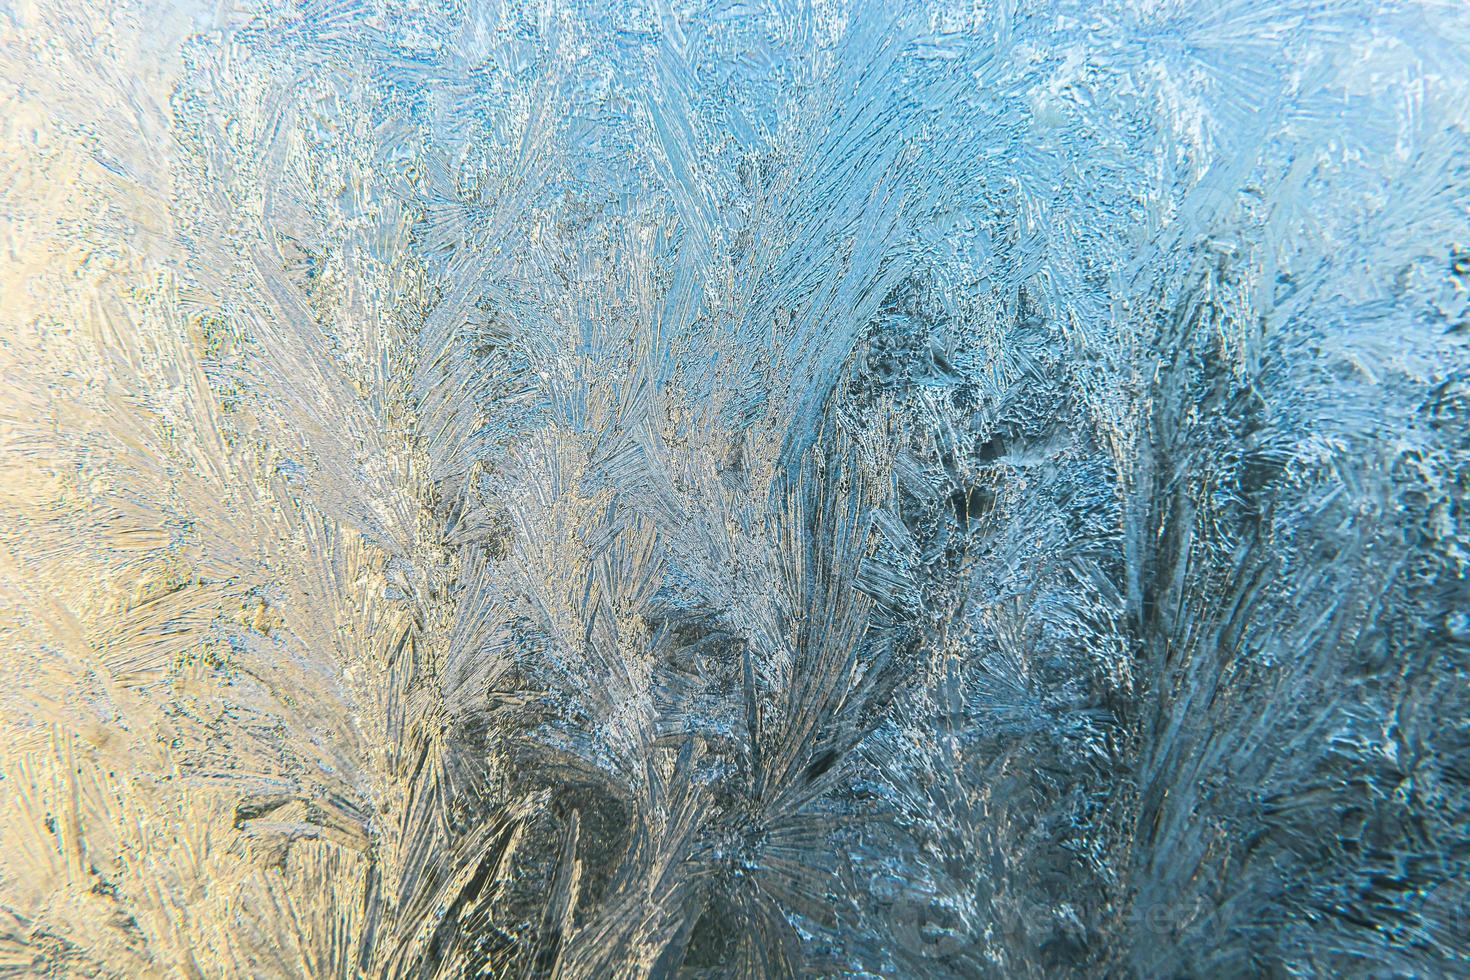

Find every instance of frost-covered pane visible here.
[1,0,1467,975]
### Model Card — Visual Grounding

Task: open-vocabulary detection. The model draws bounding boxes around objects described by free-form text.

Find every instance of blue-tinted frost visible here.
[0,0,1467,976]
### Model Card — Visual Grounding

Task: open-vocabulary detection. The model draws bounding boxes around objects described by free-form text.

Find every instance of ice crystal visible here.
[1,0,1467,976]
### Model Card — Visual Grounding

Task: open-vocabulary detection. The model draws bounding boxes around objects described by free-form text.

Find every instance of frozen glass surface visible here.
[1,0,1467,975]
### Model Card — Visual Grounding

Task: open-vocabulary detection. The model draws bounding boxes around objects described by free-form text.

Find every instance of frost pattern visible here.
[1,0,1468,976]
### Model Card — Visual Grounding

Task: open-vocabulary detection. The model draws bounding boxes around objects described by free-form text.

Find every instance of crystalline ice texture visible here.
[0,0,1467,975]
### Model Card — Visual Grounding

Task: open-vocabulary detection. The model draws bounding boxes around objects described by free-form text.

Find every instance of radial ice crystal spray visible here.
[1,0,1467,976]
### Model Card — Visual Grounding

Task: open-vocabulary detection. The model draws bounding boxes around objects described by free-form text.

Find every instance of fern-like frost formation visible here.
[1,0,1468,976]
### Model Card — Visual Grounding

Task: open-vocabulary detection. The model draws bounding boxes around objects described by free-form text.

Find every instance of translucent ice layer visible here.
[1,0,1468,975]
